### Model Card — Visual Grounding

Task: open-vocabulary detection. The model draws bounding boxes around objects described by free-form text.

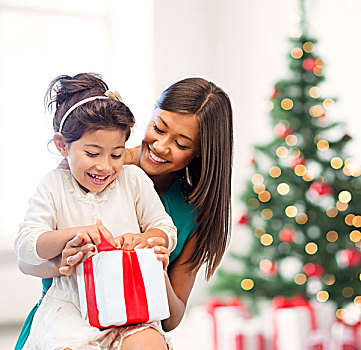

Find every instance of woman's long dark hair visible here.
[156,78,233,279]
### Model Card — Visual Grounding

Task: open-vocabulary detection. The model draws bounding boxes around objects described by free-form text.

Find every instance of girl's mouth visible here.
[87,173,111,185]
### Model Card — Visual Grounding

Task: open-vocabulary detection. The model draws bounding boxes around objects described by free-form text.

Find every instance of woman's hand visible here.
[153,245,170,271]
[59,233,95,275]
[124,146,140,166]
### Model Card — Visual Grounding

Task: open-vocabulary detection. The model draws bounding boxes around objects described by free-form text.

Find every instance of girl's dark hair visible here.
[46,73,134,143]
[156,77,233,280]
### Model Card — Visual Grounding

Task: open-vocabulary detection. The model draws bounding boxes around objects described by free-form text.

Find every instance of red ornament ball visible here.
[291,157,305,170]
[279,228,296,243]
[304,262,324,277]
[309,182,333,196]
[238,215,249,225]
[271,87,281,99]
[338,248,361,267]
[274,123,292,139]
[303,58,316,72]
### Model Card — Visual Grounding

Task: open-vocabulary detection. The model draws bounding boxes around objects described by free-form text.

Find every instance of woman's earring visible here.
[185,166,193,187]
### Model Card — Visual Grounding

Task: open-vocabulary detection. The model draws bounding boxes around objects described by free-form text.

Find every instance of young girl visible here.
[14,73,177,349]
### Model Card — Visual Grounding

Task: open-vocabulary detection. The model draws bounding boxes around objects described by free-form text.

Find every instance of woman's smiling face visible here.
[140,108,200,177]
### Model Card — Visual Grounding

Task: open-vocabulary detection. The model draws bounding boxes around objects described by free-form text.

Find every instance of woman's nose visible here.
[154,139,169,154]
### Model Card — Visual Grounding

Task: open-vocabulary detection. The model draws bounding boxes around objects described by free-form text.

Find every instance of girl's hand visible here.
[75,219,116,247]
[115,234,166,250]
[153,245,170,271]
[59,233,95,275]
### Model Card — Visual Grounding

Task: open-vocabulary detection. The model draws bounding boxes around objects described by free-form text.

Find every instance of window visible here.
[0,0,155,249]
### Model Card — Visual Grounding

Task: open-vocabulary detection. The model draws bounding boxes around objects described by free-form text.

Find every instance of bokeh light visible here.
[305,242,318,254]
[260,233,273,246]
[316,291,329,302]
[241,278,254,291]
[277,183,290,195]
[285,206,298,217]
[330,157,343,169]
[338,190,352,203]
[326,230,338,242]
[276,146,288,158]
[281,98,294,110]
[294,273,307,285]
[269,166,282,178]
[291,47,303,59]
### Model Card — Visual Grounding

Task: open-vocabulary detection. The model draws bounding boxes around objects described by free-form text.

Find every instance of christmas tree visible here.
[213,0,361,315]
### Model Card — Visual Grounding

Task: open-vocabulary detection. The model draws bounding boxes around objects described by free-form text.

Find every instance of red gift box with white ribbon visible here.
[76,235,169,328]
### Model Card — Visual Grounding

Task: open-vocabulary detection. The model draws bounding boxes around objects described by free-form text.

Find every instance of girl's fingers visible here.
[134,242,147,249]
[98,225,116,246]
[122,235,133,250]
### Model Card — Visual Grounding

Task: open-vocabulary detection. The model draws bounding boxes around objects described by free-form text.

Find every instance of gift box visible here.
[205,298,270,350]
[329,320,361,350]
[272,296,333,350]
[76,235,169,328]
[235,320,266,350]
[206,298,246,350]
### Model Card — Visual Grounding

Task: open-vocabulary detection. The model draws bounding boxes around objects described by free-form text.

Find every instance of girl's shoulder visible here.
[36,168,70,188]
[120,165,152,184]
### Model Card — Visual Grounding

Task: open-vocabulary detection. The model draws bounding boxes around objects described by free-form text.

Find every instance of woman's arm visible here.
[17,256,62,278]
[162,234,199,331]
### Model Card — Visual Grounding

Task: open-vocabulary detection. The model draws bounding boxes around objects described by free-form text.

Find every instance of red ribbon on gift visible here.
[272,295,318,350]
[206,297,245,350]
[83,231,149,328]
[235,333,265,350]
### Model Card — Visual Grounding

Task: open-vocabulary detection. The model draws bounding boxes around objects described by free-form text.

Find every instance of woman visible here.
[16,77,233,349]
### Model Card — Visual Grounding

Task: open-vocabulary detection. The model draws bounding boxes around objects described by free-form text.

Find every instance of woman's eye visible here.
[175,141,189,150]
[111,154,122,159]
[85,151,99,157]
[153,122,165,134]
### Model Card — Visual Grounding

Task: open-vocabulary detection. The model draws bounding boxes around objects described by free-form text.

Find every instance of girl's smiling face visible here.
[140,108,200,178]
[55,128,126,193]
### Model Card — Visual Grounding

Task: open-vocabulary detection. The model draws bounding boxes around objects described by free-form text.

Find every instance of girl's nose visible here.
[96,157,112,172]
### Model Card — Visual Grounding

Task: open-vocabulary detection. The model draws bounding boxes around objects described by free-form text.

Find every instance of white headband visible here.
[58,96,109,133]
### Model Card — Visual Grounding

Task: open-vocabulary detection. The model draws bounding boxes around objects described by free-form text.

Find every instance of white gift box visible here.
[76,248,169,328]
[273,297,335,350]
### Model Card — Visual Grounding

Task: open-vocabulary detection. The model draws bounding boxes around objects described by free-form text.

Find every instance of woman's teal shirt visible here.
[15,178,197,349]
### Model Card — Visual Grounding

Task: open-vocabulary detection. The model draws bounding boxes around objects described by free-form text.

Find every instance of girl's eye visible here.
[153,122,165,134]
[175,141,189,150]
[85,151,99,157]
[111,154,122,159]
